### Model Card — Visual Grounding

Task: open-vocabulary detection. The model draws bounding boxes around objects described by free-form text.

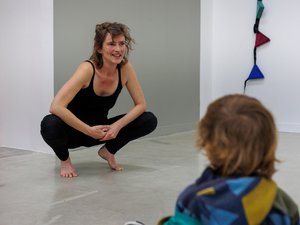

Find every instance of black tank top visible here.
[67,60,123,125]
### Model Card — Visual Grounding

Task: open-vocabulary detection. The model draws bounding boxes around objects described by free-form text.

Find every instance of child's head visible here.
[197,94,277,179]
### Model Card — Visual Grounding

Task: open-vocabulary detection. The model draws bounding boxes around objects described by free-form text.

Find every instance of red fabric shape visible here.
[255,31,270,47]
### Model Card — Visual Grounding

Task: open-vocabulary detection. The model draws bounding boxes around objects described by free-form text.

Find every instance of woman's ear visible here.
[97,48,102,54]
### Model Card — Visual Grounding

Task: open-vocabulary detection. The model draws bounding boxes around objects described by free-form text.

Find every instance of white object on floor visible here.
[124,221,145,225]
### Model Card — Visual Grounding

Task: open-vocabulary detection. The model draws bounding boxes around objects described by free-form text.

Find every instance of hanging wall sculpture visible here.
[244,0,270,92]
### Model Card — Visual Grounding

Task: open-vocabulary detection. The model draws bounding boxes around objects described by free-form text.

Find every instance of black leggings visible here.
[40,112,157,161]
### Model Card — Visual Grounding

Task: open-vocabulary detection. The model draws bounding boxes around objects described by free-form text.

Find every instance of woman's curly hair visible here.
[89,22,135,68]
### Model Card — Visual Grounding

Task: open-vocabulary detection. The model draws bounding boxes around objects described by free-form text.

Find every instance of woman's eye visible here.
[107,42,126,47]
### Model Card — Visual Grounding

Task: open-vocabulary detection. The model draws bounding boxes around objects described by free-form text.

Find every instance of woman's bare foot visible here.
[98,146,123,171]
[60,157,78,178]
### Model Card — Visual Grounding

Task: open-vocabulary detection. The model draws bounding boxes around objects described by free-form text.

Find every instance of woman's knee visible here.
[141,111,158,133]
[40,114,66,139]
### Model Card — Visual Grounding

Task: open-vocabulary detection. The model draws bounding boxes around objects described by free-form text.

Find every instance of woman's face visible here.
[99,33,126,65]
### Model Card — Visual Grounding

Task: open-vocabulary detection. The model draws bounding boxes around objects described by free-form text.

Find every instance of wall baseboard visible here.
[147,122,197,138]
[277,123,300,133]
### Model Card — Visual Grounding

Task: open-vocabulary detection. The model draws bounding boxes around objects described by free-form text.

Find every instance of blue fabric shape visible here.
[269,212,291,225]
[200,214,210,225]
[226,177,255,196]
[205,205,239,225]
[247,64,264,80]
[244,64,265,92]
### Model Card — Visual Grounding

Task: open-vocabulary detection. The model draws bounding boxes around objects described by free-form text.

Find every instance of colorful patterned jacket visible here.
[158,167,300,225]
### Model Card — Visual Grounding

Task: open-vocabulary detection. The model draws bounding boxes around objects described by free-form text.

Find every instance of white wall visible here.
[0,0,53,153]
[200,0,300,133]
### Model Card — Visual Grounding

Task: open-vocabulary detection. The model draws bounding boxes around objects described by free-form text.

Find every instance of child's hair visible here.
[197,94,277,179]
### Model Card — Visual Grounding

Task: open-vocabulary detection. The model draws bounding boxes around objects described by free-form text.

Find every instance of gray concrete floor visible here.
[0,131,299,225]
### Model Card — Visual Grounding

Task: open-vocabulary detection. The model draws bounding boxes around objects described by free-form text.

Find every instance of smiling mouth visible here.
[112,54,122,58]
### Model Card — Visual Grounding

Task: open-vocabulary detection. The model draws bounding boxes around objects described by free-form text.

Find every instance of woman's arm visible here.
[100,62,146,141]
[50,61,108,139]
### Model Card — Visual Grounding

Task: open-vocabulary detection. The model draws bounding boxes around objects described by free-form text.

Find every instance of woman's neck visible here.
[98,63,117,77]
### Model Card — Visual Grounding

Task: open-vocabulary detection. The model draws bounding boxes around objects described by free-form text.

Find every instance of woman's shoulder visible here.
[119,62,137,84]
[67,60,95,88]
[75,60,95,76]
[120,61,134,71]
[120,62,137,76]
[80,60,95,72]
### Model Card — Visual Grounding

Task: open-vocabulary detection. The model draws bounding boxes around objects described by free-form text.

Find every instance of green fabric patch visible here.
[164,211,203,225]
